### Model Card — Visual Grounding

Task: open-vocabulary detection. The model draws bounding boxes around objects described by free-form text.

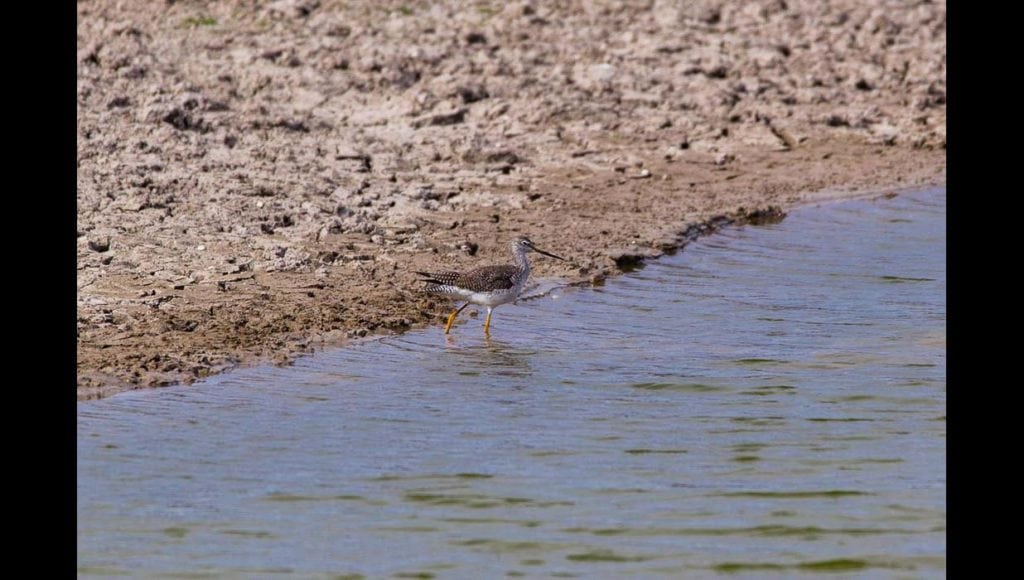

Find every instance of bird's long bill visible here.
[534,247,566,261]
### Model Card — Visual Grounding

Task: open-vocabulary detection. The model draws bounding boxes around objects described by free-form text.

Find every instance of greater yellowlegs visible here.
[416,235,566,334]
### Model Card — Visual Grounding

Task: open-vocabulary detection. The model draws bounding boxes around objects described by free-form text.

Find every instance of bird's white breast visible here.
[468,287,521,307]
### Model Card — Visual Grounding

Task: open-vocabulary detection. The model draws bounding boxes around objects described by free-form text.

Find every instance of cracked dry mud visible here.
[77,0,946,399]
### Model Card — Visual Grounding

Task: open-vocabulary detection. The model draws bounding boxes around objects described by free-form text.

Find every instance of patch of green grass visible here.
[182,15,217,28]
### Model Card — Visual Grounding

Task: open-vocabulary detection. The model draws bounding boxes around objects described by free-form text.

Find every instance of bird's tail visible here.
[414,271,442,284]
[414,271,449,294]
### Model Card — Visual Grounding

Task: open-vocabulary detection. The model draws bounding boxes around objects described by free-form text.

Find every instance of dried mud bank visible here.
[77,1,946,399]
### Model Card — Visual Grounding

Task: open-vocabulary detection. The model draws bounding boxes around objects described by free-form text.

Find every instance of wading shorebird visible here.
[416,236,566,334]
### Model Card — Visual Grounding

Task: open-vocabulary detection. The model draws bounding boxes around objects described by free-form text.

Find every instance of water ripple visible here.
[79,187,946,576]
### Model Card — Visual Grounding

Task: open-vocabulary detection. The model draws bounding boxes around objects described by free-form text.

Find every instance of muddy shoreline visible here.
[77,1,946,399]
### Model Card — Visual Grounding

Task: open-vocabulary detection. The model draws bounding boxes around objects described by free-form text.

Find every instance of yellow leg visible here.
[483,308,493,335]
[444,303,469,334]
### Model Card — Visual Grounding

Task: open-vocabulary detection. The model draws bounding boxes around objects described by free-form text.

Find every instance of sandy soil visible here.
[77,0,946,400]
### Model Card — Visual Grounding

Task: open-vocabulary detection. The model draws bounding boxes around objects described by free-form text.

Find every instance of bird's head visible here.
[513,236,565,260]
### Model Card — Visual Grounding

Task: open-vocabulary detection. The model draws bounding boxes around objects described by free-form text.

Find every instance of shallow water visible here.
[78,188,946,577]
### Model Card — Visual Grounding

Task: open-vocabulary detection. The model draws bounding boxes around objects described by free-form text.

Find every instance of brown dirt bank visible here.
[77,0,946,400]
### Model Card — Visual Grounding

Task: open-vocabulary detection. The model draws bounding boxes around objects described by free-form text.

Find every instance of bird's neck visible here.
[513,247,531,274]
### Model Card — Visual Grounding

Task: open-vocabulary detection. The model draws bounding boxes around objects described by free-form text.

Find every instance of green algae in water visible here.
[77,567,131,576]
[264,493,374,503]
[733,455,761,462]
[369,473,491,481]
[624,448,688,454]
[441,517,541,527]
[561,524,914,538]
[630,382,723,392]
[163,526,189,538]
[566,549,653,563]
[730,442,767,452]
[455,539,568,552]
[715,558,892,573]
[220,529,275,538]
[797,558,869,571]
[590,487,652,495]
[718,490,870,499]
[740,385,796,396]
[714,562,788,572]
[732,358,787,365]
[730,416,788,426]
[832,394,876,401]
[528,450,580,457]
[404,492,571,509]
[879,276,935,283]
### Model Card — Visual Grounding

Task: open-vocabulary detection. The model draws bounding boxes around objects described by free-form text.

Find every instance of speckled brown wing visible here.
[454,265,518,292]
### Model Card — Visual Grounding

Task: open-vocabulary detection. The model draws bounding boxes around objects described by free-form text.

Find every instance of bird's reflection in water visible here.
[442,334,536,379]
